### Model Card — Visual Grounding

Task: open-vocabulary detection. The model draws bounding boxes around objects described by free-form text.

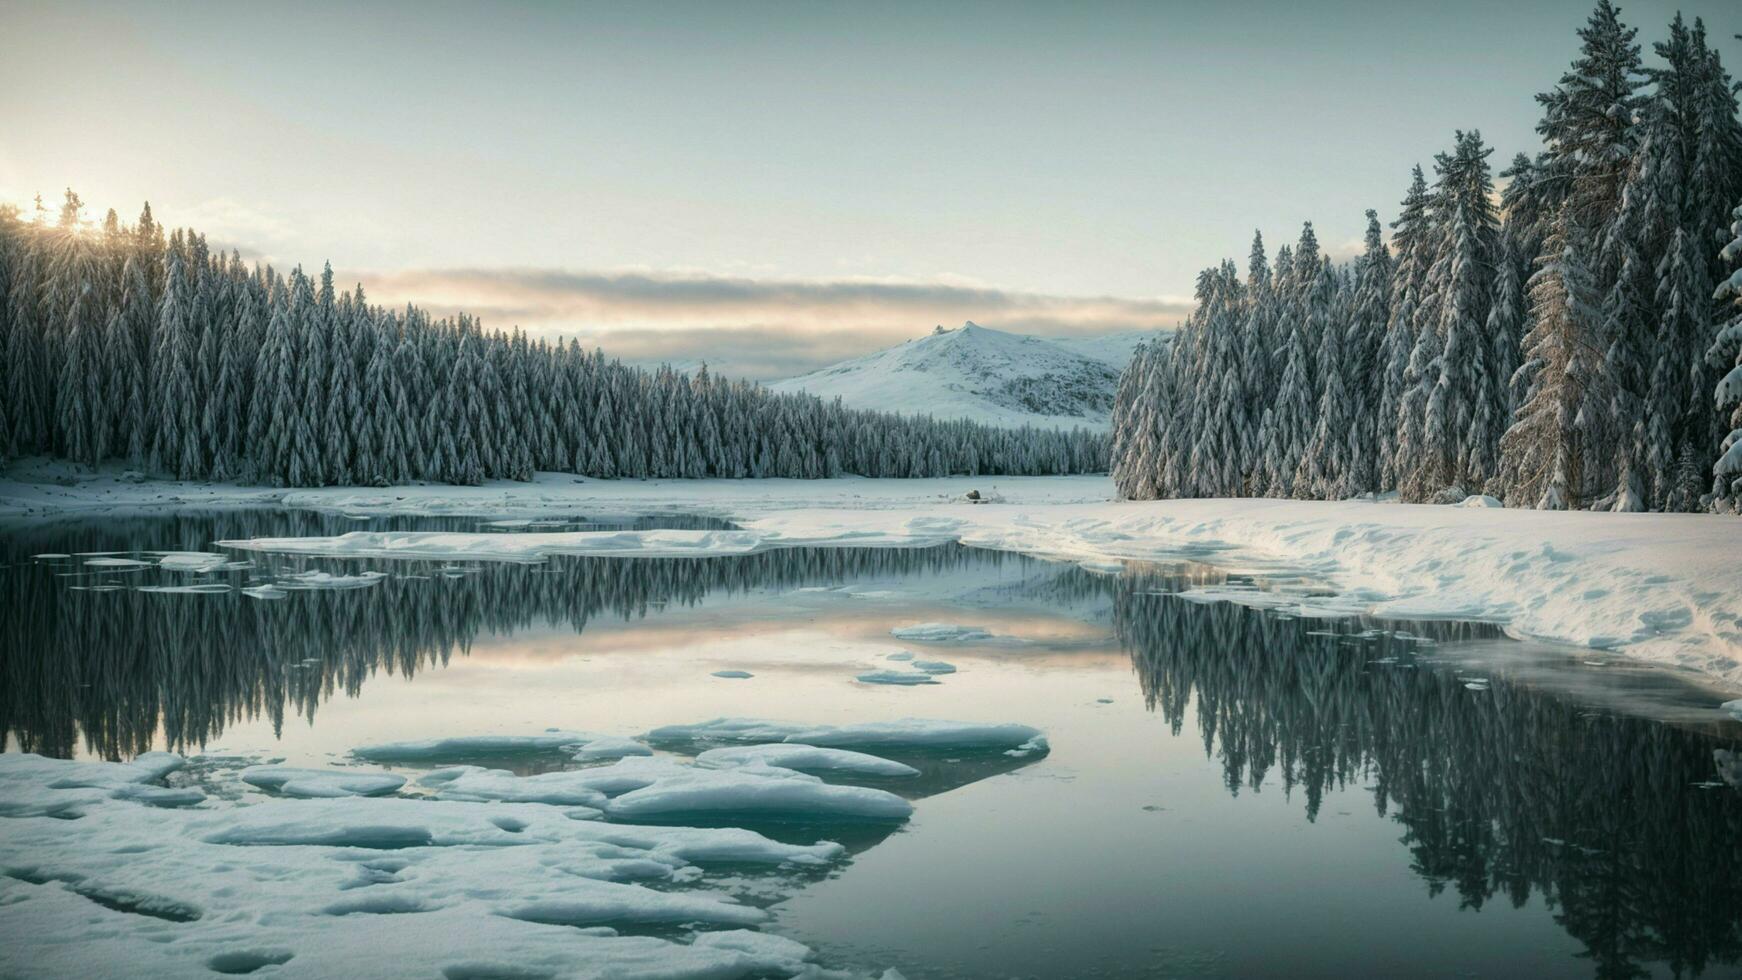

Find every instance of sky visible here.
[2,0,1738,378]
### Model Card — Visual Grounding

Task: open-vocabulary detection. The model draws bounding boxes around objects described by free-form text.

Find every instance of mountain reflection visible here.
[1115,572,1742,980]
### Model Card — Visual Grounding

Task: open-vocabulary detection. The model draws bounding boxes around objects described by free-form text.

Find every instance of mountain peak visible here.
[767,324,1158,431]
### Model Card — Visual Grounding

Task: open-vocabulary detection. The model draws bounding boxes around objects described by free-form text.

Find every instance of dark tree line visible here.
[1114,5,1742,512]
[0,200,1107,486]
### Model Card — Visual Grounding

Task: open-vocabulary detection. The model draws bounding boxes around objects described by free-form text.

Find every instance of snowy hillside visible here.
[767,323,1164,431]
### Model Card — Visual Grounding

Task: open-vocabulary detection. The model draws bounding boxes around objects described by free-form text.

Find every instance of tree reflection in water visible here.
[1116,568,1742,980]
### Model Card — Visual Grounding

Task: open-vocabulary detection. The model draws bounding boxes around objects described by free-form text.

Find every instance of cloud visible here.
[354,267,1191,379]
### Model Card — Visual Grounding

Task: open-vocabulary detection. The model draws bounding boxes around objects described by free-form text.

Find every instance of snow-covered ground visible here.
[4,460,1740,685]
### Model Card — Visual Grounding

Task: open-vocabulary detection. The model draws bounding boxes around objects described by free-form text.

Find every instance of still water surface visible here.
[2,510,1739,979]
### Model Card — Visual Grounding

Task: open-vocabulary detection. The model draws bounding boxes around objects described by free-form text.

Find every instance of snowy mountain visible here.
[767,323,1160,431]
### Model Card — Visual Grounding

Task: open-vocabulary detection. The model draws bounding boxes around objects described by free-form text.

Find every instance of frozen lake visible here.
[2,510,1740,979]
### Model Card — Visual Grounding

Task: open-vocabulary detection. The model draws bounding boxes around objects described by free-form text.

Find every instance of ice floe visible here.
[856,670,940,686]
[240,765,407,799]
[696,745,920,778]
[649,717,1048,755]
[0,712,1038,977]
[605,765,914,823]
[712,669,754,679]
[911,660,956,674]
[888,623,993,643]
[274,570,388,590]
[353,729,613,762]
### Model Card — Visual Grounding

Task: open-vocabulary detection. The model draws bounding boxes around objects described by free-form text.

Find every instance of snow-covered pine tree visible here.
[1500,215,1605,509]
[320,287,359,485]
[149,249,204,478]
[1709,201,1742,510]
[1379,167,1432,493]
[51,213,107,467]
[1344,211,1391,492]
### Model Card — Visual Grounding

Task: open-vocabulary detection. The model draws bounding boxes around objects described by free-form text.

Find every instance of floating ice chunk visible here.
[650,717,1047,756]
[569,736,652,761]
[137,583,232,594]
[418,766,610,807]
[157,552,229,571]
[695,745,919,778]
[241,584,287,600]
[0,752,188,817]
[889,623,992,643]
[84,556,150,568]
[276,570,387,591]
[31,553,70,560]
[644,719,815,746]
[784,719,1048,754]
[1722,699,1742,722]
[911,660,956,674]
[482,518,534,528]
[605,765,913,823]
[691,929,815,971]
[885,651,915,661]
[354,730,596,762]
[241,765,406,799]
[711,669,754,679]
[856,670,939,686]
[109,783,206,807]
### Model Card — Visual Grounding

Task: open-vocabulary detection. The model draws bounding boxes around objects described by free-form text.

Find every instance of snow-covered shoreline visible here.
[4,462,1740,685]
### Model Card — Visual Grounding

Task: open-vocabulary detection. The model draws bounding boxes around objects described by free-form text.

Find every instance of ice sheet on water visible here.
[911,660,956,674]
[889,623,993,642]
[85,556,151,567]
[157,552,230,572]
[136,583,232,595]
[605,764,914,823]
[418,765,611,808]
[650,717,1049,756]
[241,765,407,799]
[354,730,614,762]
[886,651,915,661]
[0,751,187,817]
[275,570,388,591]
[696,745,919,778]
[569,735,653,761]
[856,670,939,686]
[0,718,1027,978]
[712,669,754,679]
[241,584,287,600]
